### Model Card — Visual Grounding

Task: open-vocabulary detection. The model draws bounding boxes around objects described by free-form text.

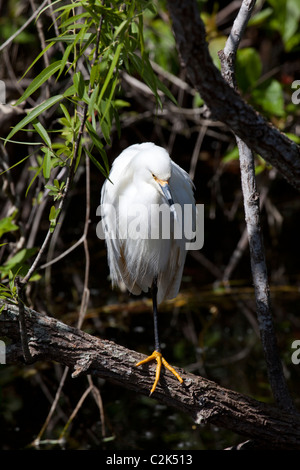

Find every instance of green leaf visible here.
[73,71,85,99]
[0,154,31,176]
[26,164,43,197]
[208,36,227,69]
[43,149,52,180]
[285,32,300,52]
[5,94,63,144]
[47,33,93,44]
[15,61,62,105]
[58,43,73,79]
[99,79,118,142]
[33,120,52,147]
[0,214,18,238]
[236,48,262,93]
[248,7,273,27]
[128,52,167,107]
[45,183,58,194]
[60,103,72,124]
[285,132,300,144]
[88,84,99,118]
[49,206,61,232]
[113,17,132,41]
[156,77,177,105]
[100,117,111,145]
[49,205,57,222]
[85,120,110,171]
[85,147,109,177]
[63,84,76,98]
[90,63,100,88]
[252,79,285,117]
[268,0,300,48]
[85,119,103,153]
[59,11,90,31]
[20,41,56,79]
[222,146,239,163]
[1,247,38,275]
[99,43,123,103]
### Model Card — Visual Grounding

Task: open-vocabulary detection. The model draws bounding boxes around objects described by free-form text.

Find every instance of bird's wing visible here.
[156,161,196,304]
[100,143,156,294]
[170,161,195,209]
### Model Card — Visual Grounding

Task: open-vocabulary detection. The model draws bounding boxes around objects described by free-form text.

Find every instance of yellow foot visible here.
[136,350,183,395]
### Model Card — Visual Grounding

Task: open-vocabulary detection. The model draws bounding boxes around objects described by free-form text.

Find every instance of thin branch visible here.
[29,0,50,99]
[0,0,49,53]
[33,366,70,447]
[29,0,50,69]
[77,154,91,329]
[189,124,207,180]
[87,375,106,440]
[59,384,94,441]
[221,187,268,284]
[21,167,74,286]
[39,234,86,270]
[218,0,296,414]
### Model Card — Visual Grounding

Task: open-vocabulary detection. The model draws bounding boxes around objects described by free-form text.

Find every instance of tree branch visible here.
[1,301,300,449]
[218,0,296,414]
[0,0,49,53]
[166,0,300,191]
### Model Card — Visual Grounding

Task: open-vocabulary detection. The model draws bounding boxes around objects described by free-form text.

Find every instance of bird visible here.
[101,142,196,395]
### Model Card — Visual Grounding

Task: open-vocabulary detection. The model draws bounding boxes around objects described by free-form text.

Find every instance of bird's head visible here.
[132,143,175,210]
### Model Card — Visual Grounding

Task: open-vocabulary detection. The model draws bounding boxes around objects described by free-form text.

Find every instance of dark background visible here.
[0,0,300,450]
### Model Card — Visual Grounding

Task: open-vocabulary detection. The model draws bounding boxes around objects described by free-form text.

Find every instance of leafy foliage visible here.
[6,0,170,173]
[0,0,175,298]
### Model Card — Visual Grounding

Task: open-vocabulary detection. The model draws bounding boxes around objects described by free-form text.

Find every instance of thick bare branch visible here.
[1,301,300,450]
[166,0,300,190]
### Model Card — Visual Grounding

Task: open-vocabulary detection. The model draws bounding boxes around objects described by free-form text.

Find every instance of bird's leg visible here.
[135,277,183,395]
[152,277,160,353]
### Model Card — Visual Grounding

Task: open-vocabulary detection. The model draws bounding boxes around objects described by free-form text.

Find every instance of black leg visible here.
[135,276,183,394]
[152,277,161,353]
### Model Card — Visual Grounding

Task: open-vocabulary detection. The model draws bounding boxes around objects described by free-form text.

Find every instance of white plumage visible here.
[101,142,195,305]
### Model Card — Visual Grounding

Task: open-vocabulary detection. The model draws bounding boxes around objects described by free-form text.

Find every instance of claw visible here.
[136,350,183,395]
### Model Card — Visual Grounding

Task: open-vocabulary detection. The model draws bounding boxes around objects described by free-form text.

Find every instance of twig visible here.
[189,124,207,180]
[29,0,50,68]
[77,154,91,329]
[87,375,106,439]
[39,234,86,270]
[32,366,70,448]
[59,384,94,441]
[150,60,197,96]
[0,0,49,52]
[219,0,296,413]
[29,0,50,99]
[222,187,268,284]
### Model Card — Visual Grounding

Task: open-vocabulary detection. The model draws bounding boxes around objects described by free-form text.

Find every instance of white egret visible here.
[101,142,196,394]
